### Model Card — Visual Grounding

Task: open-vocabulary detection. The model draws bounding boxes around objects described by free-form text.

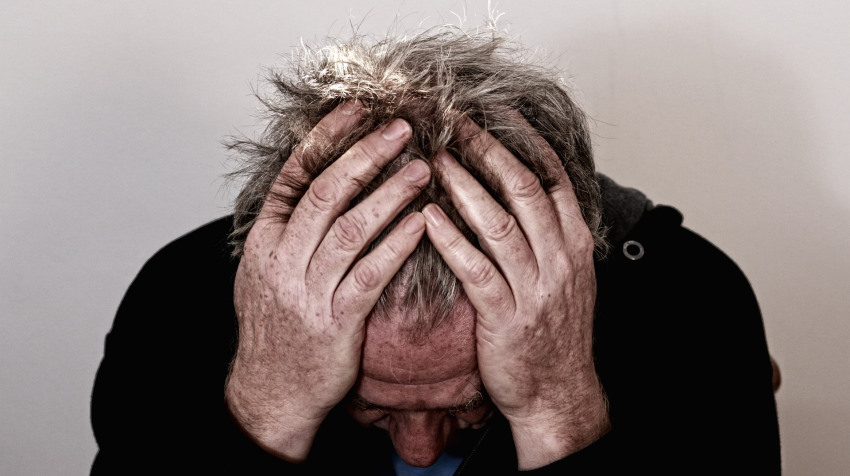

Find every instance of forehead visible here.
[358,303,479,407]
[362,303,476,383]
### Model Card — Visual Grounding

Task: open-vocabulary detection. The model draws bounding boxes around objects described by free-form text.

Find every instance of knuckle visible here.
[484,211,519,242]
[466,257,497,287]
[331,212,368,251]
[379,236,405,260]
[305,175,340,212]
[508,168,543,200]
[573,226,595,257]
[352,259,381,291]
[443,230,469,253]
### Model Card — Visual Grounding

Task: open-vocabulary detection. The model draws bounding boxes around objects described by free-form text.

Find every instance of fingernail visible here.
[423,204,445,226]
[340,100,359,115]
[403,160,429,182]
[403,213,425,234]
[381,119,409,140]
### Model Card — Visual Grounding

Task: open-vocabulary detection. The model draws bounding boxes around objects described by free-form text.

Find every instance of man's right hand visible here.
[225,102,429,462]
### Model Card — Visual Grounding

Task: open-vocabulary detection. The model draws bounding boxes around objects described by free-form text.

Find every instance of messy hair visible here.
[228,26,603,332]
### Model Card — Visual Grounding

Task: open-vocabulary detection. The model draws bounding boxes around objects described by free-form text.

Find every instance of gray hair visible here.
[227,27,604,333]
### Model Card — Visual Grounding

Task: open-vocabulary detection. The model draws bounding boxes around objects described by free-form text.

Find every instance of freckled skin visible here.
[350,299,491,467]
[421,120,611,469]
[361,301,476,386]
[228,105,610,470]
[225,104,432,463]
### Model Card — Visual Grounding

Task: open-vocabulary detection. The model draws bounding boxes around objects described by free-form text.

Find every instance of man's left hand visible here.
[422,118,611,470]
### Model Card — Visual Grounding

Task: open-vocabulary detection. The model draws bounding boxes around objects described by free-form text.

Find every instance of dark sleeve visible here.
[89,217,303,475]
[521,207,781,474]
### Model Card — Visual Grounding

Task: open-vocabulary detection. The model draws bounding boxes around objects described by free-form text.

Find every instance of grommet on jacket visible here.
[622,240,645,260]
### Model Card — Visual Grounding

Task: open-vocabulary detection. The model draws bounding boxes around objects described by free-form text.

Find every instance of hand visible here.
[225,102,430,461]
[422,118,610,469]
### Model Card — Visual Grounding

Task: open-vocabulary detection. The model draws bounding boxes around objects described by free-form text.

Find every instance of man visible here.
[91,28,780,474]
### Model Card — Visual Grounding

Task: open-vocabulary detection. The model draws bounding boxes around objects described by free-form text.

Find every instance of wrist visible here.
[508,387,611,470]
[225,375,326,463]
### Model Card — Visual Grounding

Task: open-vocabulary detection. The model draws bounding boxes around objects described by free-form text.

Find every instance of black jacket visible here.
[91,177,780,474]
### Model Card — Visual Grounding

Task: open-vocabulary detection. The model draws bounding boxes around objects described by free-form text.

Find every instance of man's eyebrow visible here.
[447,390,485,415]
[349,391,486,413]
[349,395,383,411]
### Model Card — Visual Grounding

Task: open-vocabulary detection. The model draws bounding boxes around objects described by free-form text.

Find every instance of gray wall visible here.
[2,1,848,474]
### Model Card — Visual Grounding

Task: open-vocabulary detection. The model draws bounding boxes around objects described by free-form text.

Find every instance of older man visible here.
[91,28,780,475]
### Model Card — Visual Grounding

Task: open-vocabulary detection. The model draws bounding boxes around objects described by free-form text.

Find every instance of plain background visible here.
[2,1,848,474]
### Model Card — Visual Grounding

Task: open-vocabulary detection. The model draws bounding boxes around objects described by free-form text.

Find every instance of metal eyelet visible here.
[622,240,645,260]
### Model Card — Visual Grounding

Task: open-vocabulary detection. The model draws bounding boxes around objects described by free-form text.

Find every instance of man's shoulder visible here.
[595,175,761,349]
[135,215,238,279]
[116,215,240,327]
[150,215,236,261]
[596,174,735,271]
[591,183,778,472]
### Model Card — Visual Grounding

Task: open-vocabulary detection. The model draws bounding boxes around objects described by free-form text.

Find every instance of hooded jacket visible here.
[90,175,780,474]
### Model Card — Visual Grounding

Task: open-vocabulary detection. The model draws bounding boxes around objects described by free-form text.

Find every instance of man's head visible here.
[230,27,603,333]
[351,298,486,467]
[228,27,604,467]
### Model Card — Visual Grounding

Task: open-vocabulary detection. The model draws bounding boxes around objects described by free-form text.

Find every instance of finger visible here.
[432,150,538,283]
[307,159,431,287]
[422,203,516,326]
[536,143,593,253]
[333,212,426,322]
[285,118,413,268]
[493,113,593,259]
[548,168,589,236]
[517,117,585,230]
[453,117,565,258]
[500,111,588,235]
[258,100,365,224]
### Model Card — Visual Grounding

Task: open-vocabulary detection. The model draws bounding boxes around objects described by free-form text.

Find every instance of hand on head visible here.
[225,103,609,468]
[423,117,610,469]
[226,101,429,462]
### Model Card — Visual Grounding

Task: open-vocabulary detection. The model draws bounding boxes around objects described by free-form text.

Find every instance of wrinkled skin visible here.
[226,102,430,460]
[423,118,610,468]
[225,103,610,469]
[350,300,490,468]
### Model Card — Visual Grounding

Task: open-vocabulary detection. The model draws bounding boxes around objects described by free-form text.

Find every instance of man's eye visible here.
[349,406,388,426]
[354,406,387,419]
[452,405,492,424]
[350,399,381,412]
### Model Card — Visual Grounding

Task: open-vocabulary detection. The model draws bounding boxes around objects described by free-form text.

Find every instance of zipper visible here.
[452,426,491,476]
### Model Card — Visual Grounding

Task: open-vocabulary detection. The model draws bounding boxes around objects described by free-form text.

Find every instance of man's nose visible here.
[387,411,453,468]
